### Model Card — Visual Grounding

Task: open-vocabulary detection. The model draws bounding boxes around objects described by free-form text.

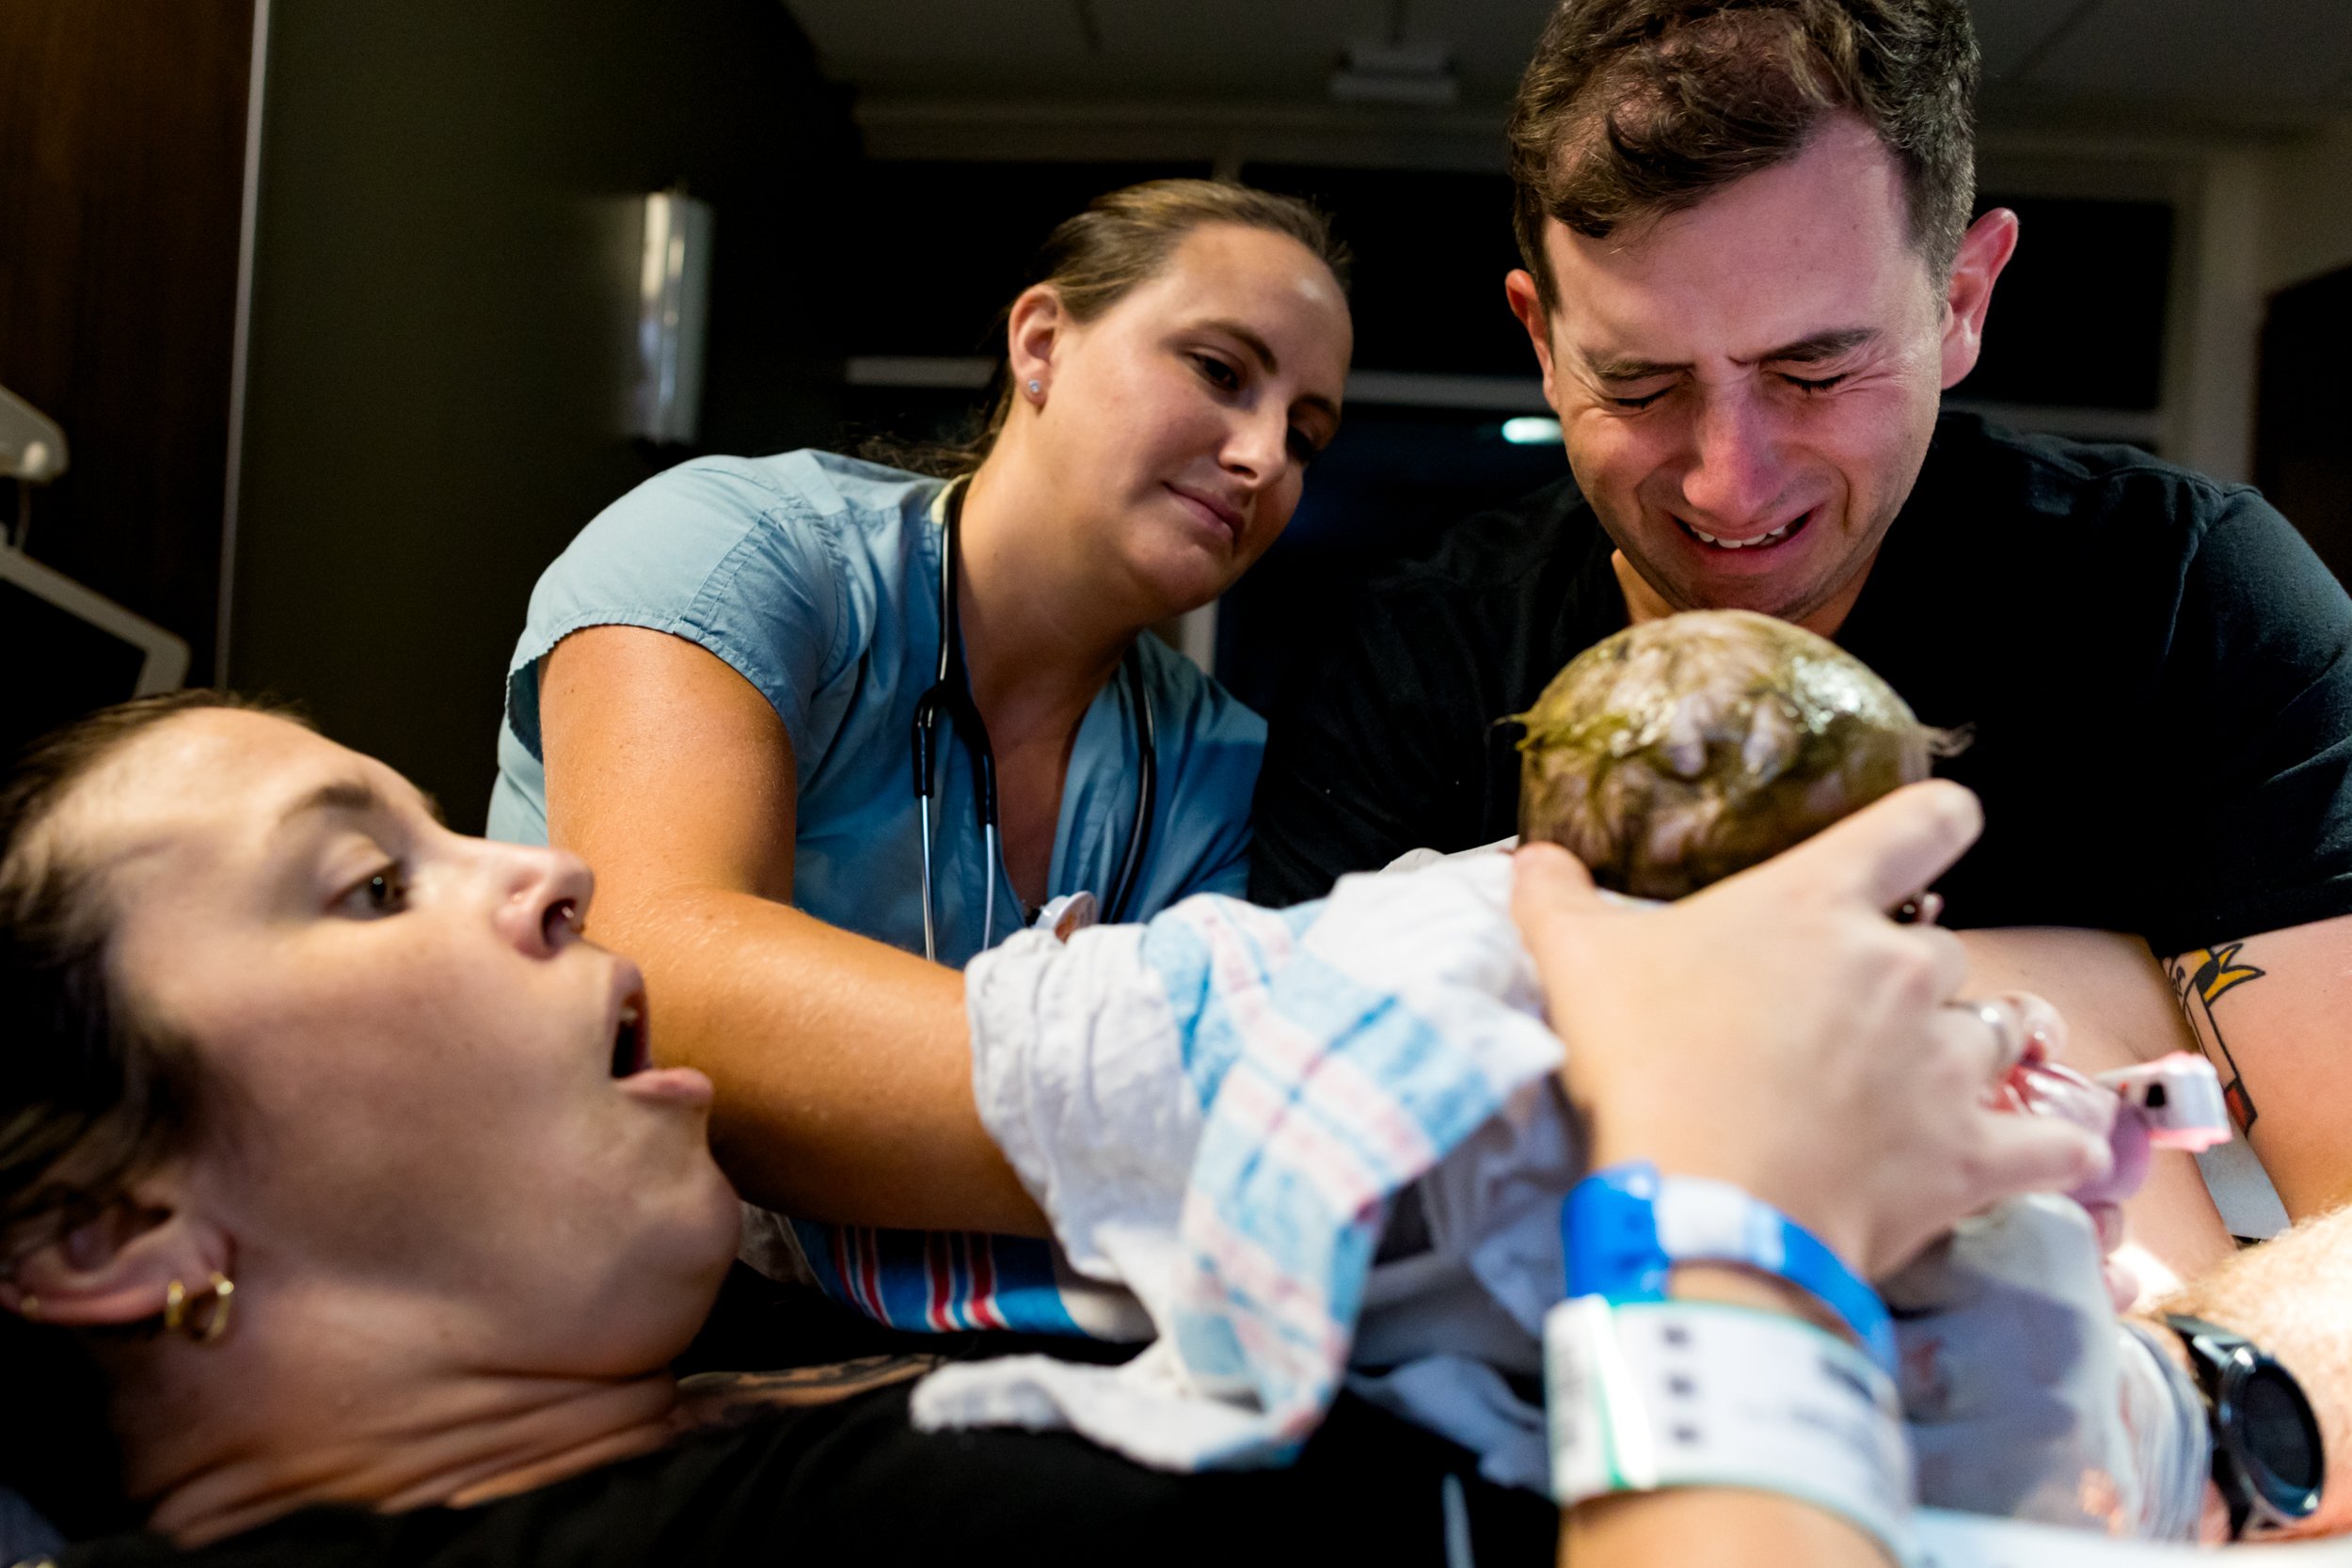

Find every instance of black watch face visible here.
[2239,1363,2324,1493]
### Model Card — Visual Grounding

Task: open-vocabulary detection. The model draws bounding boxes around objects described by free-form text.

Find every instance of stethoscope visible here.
[912,480,1157,962]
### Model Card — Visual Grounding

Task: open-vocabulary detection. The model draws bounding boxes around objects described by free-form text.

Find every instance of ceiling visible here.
[784,0,2352,139]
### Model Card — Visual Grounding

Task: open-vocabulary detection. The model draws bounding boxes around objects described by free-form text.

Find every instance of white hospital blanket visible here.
[910,855,1575,1486]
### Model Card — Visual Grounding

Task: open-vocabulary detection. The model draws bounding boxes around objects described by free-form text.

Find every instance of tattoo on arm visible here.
[2166,943,2267,1132]
[674,1354,943,1432]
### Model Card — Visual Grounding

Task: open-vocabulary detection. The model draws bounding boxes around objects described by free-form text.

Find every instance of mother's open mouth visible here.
[612,990,650,1077]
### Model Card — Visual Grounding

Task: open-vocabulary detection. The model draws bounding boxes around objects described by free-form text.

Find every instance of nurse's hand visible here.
[1509,780,2110,1282]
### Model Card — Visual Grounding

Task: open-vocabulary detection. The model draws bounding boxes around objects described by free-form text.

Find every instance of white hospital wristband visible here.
[1546,1294,1917,1562]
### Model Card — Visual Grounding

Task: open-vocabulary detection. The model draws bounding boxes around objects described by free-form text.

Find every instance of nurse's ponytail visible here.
[872,178,1349,478]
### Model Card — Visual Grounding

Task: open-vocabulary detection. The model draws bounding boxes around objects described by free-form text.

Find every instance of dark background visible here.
[829,158,2179,723]
[2,0,862,818]
[2,0,2343,825]
[0,0,254,686]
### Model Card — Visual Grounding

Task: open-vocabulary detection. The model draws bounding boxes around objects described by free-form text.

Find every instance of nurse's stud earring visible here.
[1027,379,1042,399]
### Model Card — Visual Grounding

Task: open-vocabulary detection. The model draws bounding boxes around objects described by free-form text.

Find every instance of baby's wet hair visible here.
[1513,610,1961,898]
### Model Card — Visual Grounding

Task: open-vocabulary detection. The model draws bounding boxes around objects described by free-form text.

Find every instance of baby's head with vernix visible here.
[1514,610,1957,900]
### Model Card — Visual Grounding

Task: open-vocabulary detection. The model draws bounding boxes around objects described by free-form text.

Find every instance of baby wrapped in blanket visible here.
[910,610,2195,1534]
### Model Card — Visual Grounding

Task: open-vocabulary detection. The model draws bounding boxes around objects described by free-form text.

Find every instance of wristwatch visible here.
[2162,1313,2325,1538]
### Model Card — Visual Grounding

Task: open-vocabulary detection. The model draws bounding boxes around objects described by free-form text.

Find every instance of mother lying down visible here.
[0,668,2231,1564]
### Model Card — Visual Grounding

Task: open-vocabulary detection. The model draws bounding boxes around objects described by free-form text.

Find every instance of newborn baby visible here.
[1515,612,2211,1207]
[906,610,2202,1539]
[1514,617,2211,1533]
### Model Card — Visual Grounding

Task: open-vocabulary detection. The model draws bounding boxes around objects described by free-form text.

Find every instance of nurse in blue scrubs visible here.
[489,180,1352,1333]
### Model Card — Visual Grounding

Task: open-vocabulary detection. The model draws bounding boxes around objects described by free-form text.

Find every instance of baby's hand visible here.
[1978,999,2142,1307]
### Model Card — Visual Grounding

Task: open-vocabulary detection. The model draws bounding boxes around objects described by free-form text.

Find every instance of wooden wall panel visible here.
[0,0,253,683]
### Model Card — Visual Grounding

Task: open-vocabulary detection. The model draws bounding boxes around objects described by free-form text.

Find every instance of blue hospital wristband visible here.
[1563,1161,1897,1377]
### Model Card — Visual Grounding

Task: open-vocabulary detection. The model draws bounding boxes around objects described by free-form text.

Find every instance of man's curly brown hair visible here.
[1507,0,1980,311]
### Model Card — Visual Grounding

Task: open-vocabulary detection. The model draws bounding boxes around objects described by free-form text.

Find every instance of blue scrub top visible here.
[489,450,1265,965]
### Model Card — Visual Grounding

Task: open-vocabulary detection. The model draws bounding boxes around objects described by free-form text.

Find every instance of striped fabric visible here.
[787,1219,1155,1340]
[914,854,1568,1472]
[792,1222,1036,1334]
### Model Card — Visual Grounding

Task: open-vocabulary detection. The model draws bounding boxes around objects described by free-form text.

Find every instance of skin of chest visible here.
[989,717,1083,911]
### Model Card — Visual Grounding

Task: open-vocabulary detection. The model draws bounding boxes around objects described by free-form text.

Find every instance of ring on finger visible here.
[1893,891,1945,927]
[1954,996,2026,1076]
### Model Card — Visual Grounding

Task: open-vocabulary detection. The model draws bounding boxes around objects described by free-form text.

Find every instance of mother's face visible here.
[66,710,738,1371]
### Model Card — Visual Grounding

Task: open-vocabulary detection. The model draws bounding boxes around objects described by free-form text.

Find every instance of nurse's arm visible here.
[539,623,1049,1237]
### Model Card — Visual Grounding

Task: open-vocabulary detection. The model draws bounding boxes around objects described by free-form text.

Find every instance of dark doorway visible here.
[2256,264,2352,586]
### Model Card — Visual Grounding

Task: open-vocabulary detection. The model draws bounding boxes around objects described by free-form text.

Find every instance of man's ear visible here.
[1503,268,1563,409]
[1939,207,2020,391]
[1,1180,229,1331]
[1005,282,1067,404]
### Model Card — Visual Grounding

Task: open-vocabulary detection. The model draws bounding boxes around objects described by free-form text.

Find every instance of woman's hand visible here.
[1510,779,2110,1281]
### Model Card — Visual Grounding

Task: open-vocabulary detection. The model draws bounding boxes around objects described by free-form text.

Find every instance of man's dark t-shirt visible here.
[1251,414,2352,956]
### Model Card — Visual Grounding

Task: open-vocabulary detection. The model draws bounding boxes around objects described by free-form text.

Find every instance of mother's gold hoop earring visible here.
[163,1272,236,1343]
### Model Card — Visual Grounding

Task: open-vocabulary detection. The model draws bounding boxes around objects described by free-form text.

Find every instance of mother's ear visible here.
[1,1175,230,1332]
